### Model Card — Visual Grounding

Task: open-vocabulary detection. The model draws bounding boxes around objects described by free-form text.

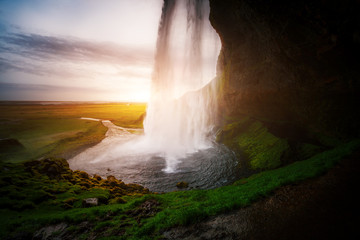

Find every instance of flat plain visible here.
[0,102,146,162]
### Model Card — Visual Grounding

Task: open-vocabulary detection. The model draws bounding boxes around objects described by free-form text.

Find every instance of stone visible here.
[82,198,98,207]
[77,171,89,179]
[176,181,189,189]
[33,222,67,240]
[93,174,102,181]
[23,158,71,180]
[209,0,360,148]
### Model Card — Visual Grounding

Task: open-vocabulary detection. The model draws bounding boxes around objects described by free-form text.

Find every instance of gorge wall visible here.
[209,0,360,170]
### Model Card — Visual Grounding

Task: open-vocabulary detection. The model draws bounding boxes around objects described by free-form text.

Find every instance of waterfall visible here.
[69,0,239,189]
[143,0,220,172]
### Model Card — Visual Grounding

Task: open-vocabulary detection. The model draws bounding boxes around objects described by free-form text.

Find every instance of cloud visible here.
[0,82,150,102]
[0,82,108,100]
[0,81,97,92]
[0,32,154,67]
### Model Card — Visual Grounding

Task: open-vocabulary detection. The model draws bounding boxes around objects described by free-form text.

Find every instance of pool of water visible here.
[68,120,243,192]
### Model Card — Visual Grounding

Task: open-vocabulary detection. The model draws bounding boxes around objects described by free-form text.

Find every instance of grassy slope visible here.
[217,116,328,170]
[217,117,290,169]
[1,140,358,239]
[0,103,146,162]
[1,103,359,239]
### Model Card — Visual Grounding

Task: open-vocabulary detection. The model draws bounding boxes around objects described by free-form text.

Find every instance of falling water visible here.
[143,0,220,172]
[68,0,243,192]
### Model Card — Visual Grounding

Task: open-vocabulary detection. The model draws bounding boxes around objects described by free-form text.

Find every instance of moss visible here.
[109,197,127,204]
[298,143,323,159]
[0,140,357,239]
[218,118,289,170]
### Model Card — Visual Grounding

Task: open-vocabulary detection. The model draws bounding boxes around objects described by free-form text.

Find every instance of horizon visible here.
[0,100,148,104]
[0,0,163,102]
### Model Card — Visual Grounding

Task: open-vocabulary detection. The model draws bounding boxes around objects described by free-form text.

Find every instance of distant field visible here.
[0,102,146,162]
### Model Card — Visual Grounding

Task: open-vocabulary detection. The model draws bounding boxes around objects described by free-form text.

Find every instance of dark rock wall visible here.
[210,0,360,143]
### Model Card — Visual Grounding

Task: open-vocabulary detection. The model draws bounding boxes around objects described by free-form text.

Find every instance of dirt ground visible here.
[163,151,360,240]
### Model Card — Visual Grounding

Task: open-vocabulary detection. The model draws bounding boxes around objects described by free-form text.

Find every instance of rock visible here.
[76,171,89,179]
[107,175,121,187]
[127,199,160,218]
[33,222,67,240]
[109,197,127,204]
[24,158,71,179]
[63,197,77,206]
[209,0,360,151]
[82,198,98,207]
[93,174,102,181]
[107,175,117,181]
[176,181,189,189]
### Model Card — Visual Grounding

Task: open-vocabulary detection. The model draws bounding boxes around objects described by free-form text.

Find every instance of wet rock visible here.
[76,171,89,179]
[176,181,189,189]
[82,198,98,207]
[126,183,147,192]
[107,175,117,181]
[210,0,360,146]
[33,222,67,240]
[93,174,102,181]
[107,175,118,187]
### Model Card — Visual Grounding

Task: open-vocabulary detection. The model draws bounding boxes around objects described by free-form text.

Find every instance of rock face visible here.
[209,0,360,168]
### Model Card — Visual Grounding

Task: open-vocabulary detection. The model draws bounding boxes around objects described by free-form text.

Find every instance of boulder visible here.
[24,158,71,179]
[82,198,98,207]
[76,171,89,179]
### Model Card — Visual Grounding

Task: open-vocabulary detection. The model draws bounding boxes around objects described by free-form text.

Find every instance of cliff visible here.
[209,0,360,169]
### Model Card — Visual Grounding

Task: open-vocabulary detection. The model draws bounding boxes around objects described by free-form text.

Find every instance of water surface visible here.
[69,120,241,192]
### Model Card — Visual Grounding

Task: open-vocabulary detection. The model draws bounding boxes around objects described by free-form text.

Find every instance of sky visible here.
[0,0,163,102]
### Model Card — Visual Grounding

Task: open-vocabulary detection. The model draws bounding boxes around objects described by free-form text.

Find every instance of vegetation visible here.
[1,139,358,239]
[0,103,146,162]
[217,117,290,169]
[1,102,359,239]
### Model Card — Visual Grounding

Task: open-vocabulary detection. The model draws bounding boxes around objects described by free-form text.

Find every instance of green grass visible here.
[218,117,290,169]
[1,139,358,239]
[1,102,359,239]
[127,139,359,239]
[0,103,146,162]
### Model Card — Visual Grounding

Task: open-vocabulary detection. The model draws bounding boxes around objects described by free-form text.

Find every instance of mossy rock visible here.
[93,174,102,181]
[74,170,89,179]
[30,189,56,204]
[218,118,289,170]
[63,197,78,206]
[23,158,71,179]
[176,181,189,189]
[109,197,127,204]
